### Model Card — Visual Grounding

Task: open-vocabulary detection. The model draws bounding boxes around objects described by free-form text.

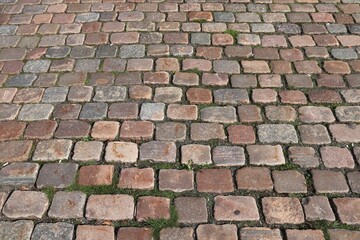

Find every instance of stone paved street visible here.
[0,0,360,239]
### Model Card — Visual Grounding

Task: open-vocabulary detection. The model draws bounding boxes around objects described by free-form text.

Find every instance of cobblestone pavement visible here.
[0,0,360,239]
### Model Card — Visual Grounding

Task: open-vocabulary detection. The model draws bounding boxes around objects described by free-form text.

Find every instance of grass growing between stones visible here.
[224,29,239,40]
[42,186,56,201]
[146,205,178,239]
[310,220,360,240]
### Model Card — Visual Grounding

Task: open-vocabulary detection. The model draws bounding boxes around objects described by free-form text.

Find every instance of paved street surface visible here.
[0,0,360,239]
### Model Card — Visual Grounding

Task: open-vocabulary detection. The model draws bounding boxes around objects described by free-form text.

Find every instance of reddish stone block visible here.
[120,121,154,141]
[196,169,234,193]
[78,165,114,186]
[118,168,154,190]
[228,125,256,144]
[24,120,57,139]
[136,196,170,221]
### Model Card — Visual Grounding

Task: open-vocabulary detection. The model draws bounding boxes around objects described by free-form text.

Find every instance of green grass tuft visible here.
[42,187,56,201]
[224,29,239,40]
[146,206,178,239]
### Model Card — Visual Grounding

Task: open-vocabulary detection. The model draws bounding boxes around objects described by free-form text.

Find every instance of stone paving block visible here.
[24,120,57,139]
[289,146,319,168]
[212,146,245,166]
[302,196,335,221]
[78,165,114,186]
[312,170,349,193]
[136,196,170,221]
[0,140,33,162]
[156,122,186,141]
[73,141,103,162]
[258,124,298,143]
[140,141,176,163]
[159,169,194,192]
[197,169,234,193]
[76,225,115,240]
[31,223,74,240]
[160,228,194,240]
[6,74,37,87]
[33,140,72,161]
[197,224,238,240]
[42,87,68,103]
[201,106,237,123]
[247,145,285,166]
[55,120,90,139]
[118,168,154,190]
[86,194,134,221]
[120,121,154,141]
[93,86,126,102]
[53,104,81,120]
[118,227,152,240]
[0,163,39,186]
[175,197,208,223]
[48,191,86,219]
[3,191,49,219]
[0,220,34,240]
[91,121,119,140]
[236,167,273,191]
[181,144,211,165]
[140,103,165,121]
[286,230,325,240]
[0,121,26,141]
[298,124,331,145]
[18,104,54,121]
[262,197,304,224]
[240,228,282,240]
[80,103,108,120]
[273,170,307,193]
[214,196,259,221]
[333,198,360,225]
[320,146,355,169]
[36,163,78,189]
[190,123,225,141]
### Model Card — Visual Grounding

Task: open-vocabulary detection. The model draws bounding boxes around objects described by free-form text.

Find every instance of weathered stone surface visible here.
[33,140,72,161]
[105,142,138,163]
[212,146,245,166]
[262,197,304,224]
[78,165,114,186]
[240,228,282,240]
[333,198,360,225]
[118,168,154,190]
[247,145,285,166]
[214,196,259,221]
[36,163,78,189]
[0,220,34,240]
[236,167,273,191]
[136,196,170,221]
[191,123,226,141]
[201,106,237,123]
[3,191,49,219]
[273,170,307,193]
[48,191,86,219]
[140,141,176,163]
[86,194,134,220]
[0,140,33,162]
[175,197,208,223]
[159,169,194,192]
[76,225,115,240]
[258,124,298,143]
[197,224,238,240]
[302,196,335,221]
[181,144,211,165]
[0,163,39,186]
[31,223,74,240]
[160,228,194,240]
